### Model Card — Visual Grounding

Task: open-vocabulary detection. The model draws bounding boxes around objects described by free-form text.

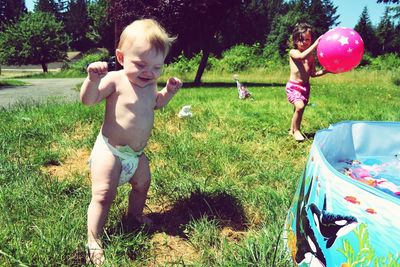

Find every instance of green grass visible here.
[13,70,87,79]
[0,79,28,87]
[0,69,399,266]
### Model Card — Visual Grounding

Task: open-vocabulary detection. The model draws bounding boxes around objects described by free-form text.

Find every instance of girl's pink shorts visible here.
[285,80,310,105]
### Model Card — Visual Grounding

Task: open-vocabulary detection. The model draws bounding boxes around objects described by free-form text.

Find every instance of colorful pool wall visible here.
[284,121,400,266]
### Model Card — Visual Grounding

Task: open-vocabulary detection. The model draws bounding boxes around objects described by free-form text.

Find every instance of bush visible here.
[217,43,264,72]
[165,53,200,74]
[369,53,400,70]
[61,50,109,74]
[359,53,373,67]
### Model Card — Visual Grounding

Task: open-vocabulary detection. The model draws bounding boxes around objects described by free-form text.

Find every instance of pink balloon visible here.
[317,27,364,73]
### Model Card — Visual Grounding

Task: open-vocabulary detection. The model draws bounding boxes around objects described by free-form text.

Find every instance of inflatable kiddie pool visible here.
[285,121,400,266]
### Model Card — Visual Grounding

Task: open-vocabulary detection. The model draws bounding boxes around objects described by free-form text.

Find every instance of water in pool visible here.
[334,156,400,198]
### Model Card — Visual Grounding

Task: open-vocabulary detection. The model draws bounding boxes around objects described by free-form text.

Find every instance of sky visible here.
[332,0,391,28]
[24,0,391,28]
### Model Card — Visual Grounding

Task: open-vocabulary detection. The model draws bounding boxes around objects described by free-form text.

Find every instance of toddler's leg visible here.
[127,153,151,223]
[290,100,306,141]
[87,149,120,247]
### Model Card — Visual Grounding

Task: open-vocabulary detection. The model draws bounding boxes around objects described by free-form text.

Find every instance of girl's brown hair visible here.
[292,22,314,48]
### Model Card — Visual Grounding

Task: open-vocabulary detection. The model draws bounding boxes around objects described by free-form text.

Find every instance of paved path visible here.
[0,78,84,108]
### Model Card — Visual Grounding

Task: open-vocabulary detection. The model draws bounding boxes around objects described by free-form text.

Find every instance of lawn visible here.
[0,79,28,87]
[0,69,399,266]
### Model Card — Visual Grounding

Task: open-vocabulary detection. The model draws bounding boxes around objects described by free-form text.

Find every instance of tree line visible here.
[0,0,399,82]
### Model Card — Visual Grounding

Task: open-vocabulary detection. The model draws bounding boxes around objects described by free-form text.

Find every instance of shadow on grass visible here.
[179,82,285,89]
[303,132,316,140]
[111,189,248,239]
[393,78,400,87]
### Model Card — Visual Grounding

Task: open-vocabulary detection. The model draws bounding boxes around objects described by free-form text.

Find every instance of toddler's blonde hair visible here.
[117,19,176,56]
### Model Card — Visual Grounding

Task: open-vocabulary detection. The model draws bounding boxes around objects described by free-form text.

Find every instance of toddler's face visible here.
[120,39,165,88]
[295,31,312,51]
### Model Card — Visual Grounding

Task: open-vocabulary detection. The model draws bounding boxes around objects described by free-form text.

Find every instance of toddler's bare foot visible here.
[132,215,153,226]
[292,130,305,142]
[122,214,153,232]
[86,242,105,266]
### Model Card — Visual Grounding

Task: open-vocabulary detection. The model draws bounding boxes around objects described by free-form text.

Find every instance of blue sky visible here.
[332,0,391,27]
[25,0,391,28]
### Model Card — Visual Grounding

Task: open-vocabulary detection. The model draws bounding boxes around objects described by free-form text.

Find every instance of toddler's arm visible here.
[80,62,114,105]
[155,77,182,109]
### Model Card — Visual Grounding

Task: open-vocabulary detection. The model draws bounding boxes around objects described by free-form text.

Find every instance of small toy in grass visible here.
[178,105,192,118]
[233,74,252,99]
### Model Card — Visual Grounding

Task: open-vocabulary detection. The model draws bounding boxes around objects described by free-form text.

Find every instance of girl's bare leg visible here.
[290,100,306,141]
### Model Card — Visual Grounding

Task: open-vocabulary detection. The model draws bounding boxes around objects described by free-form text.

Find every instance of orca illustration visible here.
[294,171,358,266]
[309,200,358,249]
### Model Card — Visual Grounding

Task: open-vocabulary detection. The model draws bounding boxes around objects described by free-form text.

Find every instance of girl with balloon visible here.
[286,22,329,142]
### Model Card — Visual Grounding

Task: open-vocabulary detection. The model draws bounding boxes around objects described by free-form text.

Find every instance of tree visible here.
[0,0,27,31]
[376,7,395,54]
[377,0,399,3]
[166,0,242,84]
[377,0,400,20]
[0,12,69,72]
[309,0,339,35]
[34,0,66,20]
[217,0,284,53]
[264,7,307,58]
[64,0,92,51]
[87,0,114,53]
[354,6,379,56]
[109,0,242,84]
[264,0,339,58]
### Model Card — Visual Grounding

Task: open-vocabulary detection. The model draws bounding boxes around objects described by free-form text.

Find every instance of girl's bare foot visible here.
[86,243,105,266]
[292,130,305,141]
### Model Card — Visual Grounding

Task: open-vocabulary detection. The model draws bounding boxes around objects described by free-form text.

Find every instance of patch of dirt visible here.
[220,227,247,243]
[148,142,163,153]
[148,233,200,266]
[133,191,250,265]
[65,122,92,142]
[42,148,90,182]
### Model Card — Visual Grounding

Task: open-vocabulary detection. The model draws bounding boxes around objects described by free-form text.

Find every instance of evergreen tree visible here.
[34,0,65,20]
[64,0,92,51]
[377,0,399,3]
[0,12,69,72]
[309,0,338,36]
[218,0,284,53]
[354,6,379,56]
[376,7,395,54]
[110,0,242,84]
[0,0,27,31]
[391,23,400,52]
[377,0,400,20]
[88,0,114,53]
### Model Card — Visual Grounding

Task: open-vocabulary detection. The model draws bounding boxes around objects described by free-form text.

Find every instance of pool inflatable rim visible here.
[312,120,400,206]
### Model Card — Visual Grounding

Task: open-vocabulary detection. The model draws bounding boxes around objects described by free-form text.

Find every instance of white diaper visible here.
[90,134,143,186]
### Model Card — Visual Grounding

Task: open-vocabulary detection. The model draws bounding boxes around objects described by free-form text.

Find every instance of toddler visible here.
[286,22,328,141]
[80,19,182,265]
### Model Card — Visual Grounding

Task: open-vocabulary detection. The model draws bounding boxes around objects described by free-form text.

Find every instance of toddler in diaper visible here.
[80,19,182,265]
